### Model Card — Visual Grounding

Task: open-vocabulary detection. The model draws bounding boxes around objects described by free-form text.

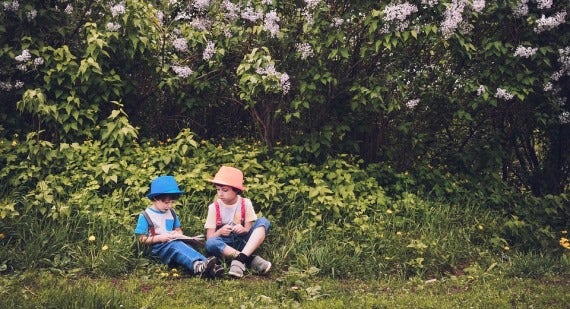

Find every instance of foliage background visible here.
[0,0,569,281]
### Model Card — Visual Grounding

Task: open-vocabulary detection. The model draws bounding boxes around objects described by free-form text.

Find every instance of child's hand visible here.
[218,224,233,237]
[231,224,246,235]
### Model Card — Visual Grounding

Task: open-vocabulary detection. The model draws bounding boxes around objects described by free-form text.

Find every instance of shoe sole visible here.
[257,262,272,274]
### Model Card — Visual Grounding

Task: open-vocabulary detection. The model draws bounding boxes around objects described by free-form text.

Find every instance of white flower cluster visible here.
[256,64,291,94]
[106,22,121,31]
[513,0,529,17]
[535,10,567,33]
[382,2,418,32]
[202,41,215,60]
[190,17,212,31]
[263,10,280,38]
[537,0,553,10]
[513,45,538,58]
[193,0,212,11]
[26,9,37,21]
[330,17,344,28]
[421,0,438,7]
[440,0,466,38]
[15,49,31,62]
[261,0,273,5]
[2,0,19,12]
[560,111,570,124]
[555,47,570,78]
[471,0,485,13]
[222,0,240,21]
[477,85,486,96]
[172,38,188,52]
[295,42,314,60]
[241,6,263,23]
[172,65,193,78]
[110,3,126,18]
[304,0,321,10]
[406,99,420,109]
[494,88,514,101]
[0,80,24,91]
[64,4,73,14]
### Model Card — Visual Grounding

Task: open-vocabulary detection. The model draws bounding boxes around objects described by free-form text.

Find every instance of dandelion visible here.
[503,246,510,251]
[11,140,17,146]
[160,272,169,277]
[396,231,403,236]
[172,273,180,278]
[386,209,393,214]
[560,237,570,250]
[102,245,109,251]
[477,224,484,230]
[0,233,5,239]
[494,88,514,101]
[88,235,96,242]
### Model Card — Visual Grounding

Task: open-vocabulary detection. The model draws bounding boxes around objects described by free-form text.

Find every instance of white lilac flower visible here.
[494,88,514,100]
[222,0,240,21]
[477,85,486,96]
[421,0,438,7]
[202,41,215,60]
[33,57,44,67]
[383,2,418,22]
[172,38,188,52]
[280,72,290,94]
[110,3,126,18]
[106,22,121,31]
[513,46,538,58]
[263,10,280,38]
[295,42,314,60]
[261,0,273,5]
[3,0,19,12]
[535,11,567,33]
[513,0,529,17]
[190,18,212,31]
[241,7,263,22]
[0,81,12,91]
[14,80,24,89]
[15,49,31,62]
[537,0,553,10]
[560,111,570,124]
[64,4,73,14]
[406,99,420,109]
[16,64,27,72]
[26,9,37,21]
[194,0,211,11]
[172,65,193,78]
[330,17,344,28]
[304,0,321,10]
[440,0,466,38]
[156,11,164,24]
[471,0,485,13]
[544,82,553,92]
[557,47,570,77]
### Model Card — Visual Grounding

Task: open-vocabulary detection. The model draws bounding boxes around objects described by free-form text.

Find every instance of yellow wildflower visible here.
[396,231,403,236]
[477,225,484,230]
[102,245,109,251]
[386,209,393,214]
[560,238,570,250]
[11,141,17,147]
[0,233,5,240]
[160,272,169,277]
[88,235,96,242]
[504,246,510,251]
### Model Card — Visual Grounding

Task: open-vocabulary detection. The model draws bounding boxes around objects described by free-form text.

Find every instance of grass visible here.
[2,267,570,308]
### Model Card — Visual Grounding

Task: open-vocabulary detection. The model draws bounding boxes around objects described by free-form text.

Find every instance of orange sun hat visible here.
[209,166,245,191]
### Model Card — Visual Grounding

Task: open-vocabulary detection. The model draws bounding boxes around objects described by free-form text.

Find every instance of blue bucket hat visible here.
[147,176,184,199]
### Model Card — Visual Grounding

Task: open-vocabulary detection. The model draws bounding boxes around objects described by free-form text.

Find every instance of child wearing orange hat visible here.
[204,166,272,278]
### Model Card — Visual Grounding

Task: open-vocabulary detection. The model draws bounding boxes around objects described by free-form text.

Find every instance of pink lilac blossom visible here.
[494,88,514,100]
[241,7,263,22]
[440,0,466,38]
[111,3,126,18]
[257,64,291,95]
[295,42,314,60]
[513,0,529,17]
[202,41,215,60]
[513,46,538,58]
[383,2,418,22]
[172,38,188,52]
[406,99,420,109]
[471,0,485,13]
[477,85,486,96]
[222,0,240,21]
[193,0,211,11]
[190,17,212,31]
[534,11,567,33]
[172,65,193,78]
[304,0,321,10]
[537,0,553,10]
[263,10,280,38]
[156,11,164,24]
[26,9,37,21]
[106,22,121,31]
[2,0,19,12]
[15,49,31,62]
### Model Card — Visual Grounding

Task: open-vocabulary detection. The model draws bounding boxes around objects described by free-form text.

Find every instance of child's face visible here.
[216,185,238,204]
[152,195,178,212]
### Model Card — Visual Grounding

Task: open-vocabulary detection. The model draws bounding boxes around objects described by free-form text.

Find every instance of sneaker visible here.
[228,259,246,278]
[210,264,224,278]
[193,257,216,277]
[249,255,272,274]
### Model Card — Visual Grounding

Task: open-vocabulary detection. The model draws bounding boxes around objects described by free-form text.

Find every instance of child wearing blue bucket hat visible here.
[135,176,223,278]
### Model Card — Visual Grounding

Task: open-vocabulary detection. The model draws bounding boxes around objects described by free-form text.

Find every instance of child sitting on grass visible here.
[204,166,272,278]
[135,175,223,278]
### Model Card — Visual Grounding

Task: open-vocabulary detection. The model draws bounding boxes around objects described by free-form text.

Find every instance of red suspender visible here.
[215,197,245,228]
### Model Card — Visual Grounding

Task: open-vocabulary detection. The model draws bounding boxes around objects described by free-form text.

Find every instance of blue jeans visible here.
[152,240,206,273]
[205,217,270,257]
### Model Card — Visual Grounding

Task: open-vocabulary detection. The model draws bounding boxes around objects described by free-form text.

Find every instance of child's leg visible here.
[241,217,270,256]
[156,241,206,271]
